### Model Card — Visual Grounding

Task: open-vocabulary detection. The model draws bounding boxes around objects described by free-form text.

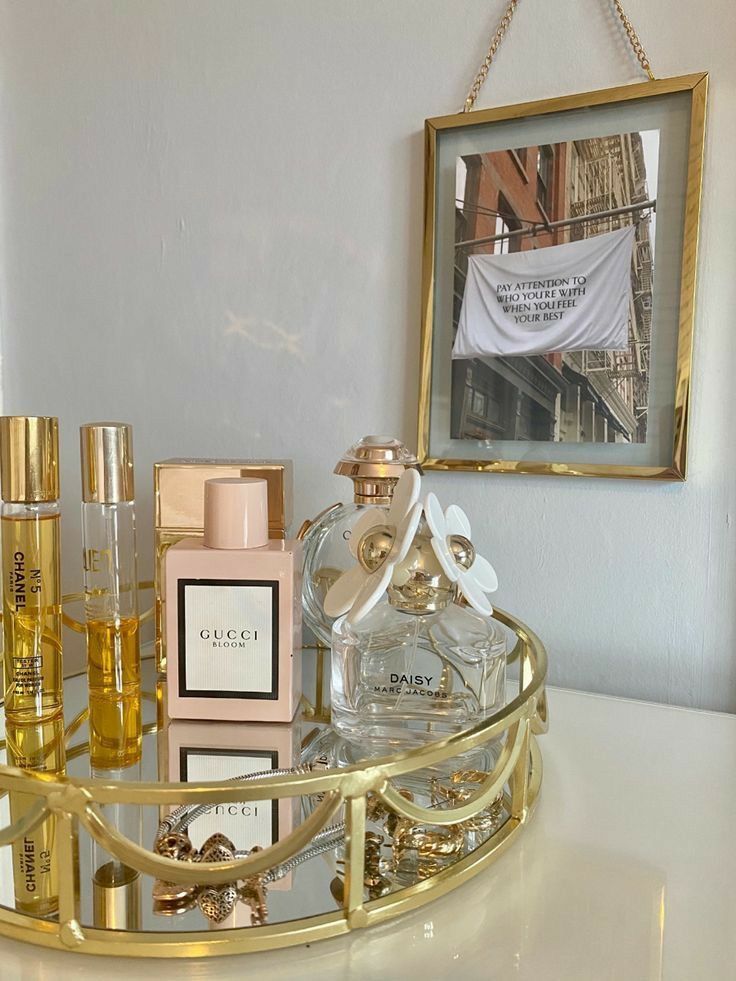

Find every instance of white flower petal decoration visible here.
[456,572,493,618]
[468,553,498,593]
[324,470,422,623]
[348,562,394,624]
[345,501,422,623]
[424,491,498,617]
[391,502,423,567]
[322,564,365,618]
[388,467,420,521]
[444,504,471,539]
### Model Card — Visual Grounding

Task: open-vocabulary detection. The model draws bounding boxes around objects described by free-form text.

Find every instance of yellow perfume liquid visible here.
[2,510,63,723]
[87,616,142,768]
[6,716,66,917]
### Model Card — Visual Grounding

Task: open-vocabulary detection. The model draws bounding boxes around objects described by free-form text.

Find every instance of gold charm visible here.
[151,878,198,916]
[238,876,268,927]
[154,832,195,861]
[196,884,238,924]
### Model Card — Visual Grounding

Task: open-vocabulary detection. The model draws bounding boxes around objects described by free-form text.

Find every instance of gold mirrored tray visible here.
[0,609,547,958]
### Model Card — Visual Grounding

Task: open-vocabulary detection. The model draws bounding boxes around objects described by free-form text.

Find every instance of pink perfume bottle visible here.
[165,478,302,722]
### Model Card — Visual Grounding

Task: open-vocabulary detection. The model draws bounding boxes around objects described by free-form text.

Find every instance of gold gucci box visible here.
[154,458,293,674]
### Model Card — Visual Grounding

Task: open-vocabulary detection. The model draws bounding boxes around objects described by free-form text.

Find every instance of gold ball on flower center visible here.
[449,535,475,570]
[357,525,395,573]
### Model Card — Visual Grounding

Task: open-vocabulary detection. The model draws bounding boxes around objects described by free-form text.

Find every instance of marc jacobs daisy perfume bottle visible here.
[326,473,505,749]
[300,435,418,648]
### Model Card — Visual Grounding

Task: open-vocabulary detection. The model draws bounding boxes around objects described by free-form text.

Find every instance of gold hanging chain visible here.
[463,0,519,112]
[612,0,656,82]
[463,0,656,112]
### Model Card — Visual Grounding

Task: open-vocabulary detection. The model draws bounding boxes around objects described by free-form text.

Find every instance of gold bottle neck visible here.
[351,477,398,506]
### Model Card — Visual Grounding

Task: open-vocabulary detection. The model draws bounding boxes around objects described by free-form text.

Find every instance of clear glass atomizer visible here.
[80,422,142,770]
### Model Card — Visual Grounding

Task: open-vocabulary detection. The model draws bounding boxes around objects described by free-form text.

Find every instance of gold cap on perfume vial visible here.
[0,415,60,503]
[80,422,135,503]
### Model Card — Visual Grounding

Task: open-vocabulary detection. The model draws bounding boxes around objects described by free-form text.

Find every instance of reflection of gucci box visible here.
[166,718,299,889]
[154,458,293,674]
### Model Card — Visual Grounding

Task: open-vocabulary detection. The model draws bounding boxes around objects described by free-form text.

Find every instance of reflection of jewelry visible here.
[366,787,414,831]
[392,821,465,861]
[431,770,505,834]
[154,765,504,924]
[153,824,346,924]
[153,762,344,925]
[334,830,390,897]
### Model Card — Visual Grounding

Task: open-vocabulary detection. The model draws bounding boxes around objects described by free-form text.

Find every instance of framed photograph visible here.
[418,73,707,479]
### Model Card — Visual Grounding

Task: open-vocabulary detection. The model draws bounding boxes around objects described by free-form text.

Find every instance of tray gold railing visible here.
[0,606,547,958]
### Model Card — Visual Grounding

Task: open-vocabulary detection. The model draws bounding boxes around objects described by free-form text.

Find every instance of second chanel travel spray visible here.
[165,478,302,722]
[80,423,142,769]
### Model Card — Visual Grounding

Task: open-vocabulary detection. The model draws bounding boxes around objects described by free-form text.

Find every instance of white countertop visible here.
[2,685,734,980]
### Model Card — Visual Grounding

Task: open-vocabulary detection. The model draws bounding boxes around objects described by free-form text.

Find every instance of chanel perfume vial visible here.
[300,435,418,647]
[5,715,66,917]
[80,423,142,769]
[166,478,302,722]
[1,416,63,724]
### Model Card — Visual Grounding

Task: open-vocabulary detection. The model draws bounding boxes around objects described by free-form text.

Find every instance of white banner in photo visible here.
[453,225,636,359]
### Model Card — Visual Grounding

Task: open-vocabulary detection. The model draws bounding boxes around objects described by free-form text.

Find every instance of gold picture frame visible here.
[418,73,707,480]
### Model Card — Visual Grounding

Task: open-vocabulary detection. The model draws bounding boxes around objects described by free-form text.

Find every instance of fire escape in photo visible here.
[565,133,654,443]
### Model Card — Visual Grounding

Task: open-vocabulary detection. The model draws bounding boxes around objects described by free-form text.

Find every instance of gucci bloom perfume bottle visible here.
[300,435,418,647]
[166,478,302,722]
[326,473,505,749]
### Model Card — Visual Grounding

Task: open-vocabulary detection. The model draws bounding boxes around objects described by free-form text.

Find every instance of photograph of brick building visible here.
[451,129,657,444]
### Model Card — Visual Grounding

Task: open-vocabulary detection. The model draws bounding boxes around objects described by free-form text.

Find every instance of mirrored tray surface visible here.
[0,610,547,958]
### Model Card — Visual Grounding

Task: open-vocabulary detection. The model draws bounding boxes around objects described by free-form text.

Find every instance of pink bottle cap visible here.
[203,478,269,549]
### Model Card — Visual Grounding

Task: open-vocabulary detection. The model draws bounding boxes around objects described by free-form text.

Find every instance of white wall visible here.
[0,0,734,709]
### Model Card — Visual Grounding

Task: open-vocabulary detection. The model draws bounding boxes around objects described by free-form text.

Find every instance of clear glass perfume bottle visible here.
[80,423,141,769]
[331,520,506,750]
[0,416,63,724]
[301,436,418,647]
